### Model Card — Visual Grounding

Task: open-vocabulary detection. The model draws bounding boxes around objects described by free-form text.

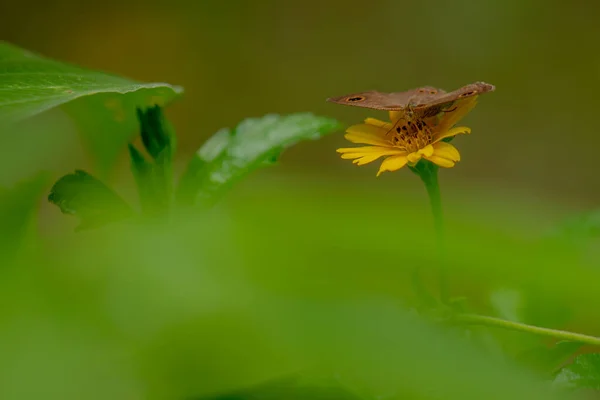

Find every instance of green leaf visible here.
[0,41,183,172]
[554,353,600,390]
[128,106,175,217]
[48,170,133,230]
[128,144,155,211]
[177,113,341,206]
[177,127,231,205]
[517,341,582,376]
[137,105,176,160]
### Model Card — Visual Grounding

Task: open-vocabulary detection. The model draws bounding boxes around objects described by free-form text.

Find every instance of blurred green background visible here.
[3,1,600,399]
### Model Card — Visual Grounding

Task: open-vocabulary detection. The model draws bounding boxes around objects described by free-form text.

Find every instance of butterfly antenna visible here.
[385,116,406,137]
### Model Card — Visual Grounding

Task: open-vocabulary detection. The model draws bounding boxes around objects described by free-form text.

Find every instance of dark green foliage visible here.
[47,170,133,230]
[554,353,600,390]
[128,106,175,217]
[0,41,182,171]
[177,114,341,206]
[48,109,341,229]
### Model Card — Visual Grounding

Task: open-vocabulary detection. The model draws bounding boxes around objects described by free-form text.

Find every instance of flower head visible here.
[337,97,478,176]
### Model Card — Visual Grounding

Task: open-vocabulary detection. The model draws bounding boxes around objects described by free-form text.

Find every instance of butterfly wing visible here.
[326,86,445,111]
[414,82,495,128]
[413,82,495,112]
[326,81,494,129]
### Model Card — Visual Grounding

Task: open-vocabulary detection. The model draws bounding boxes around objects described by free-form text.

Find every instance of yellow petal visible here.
[425,155,456,168]
[346,123,388,136]
[431,142,460,162]
[342,153,375,161]
[418,144,434,157]
[377,155,408,176]
[407,152,422,164]
[338,146,406,166]
[345,124,390,146]
[364,118,392,130]
[433,126,471,143]
[344,132,391,147]
[435,96,478,132]
[337,146,399,154]
[389,111,406,123]
[353,153,389,165]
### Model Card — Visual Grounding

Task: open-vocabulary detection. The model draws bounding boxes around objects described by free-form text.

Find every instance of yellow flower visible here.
[336,99,477,176]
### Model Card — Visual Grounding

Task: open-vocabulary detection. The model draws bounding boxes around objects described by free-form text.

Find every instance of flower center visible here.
[388,118,433,153]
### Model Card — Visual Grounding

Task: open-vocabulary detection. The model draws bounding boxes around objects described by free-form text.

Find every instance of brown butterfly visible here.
[327,81,494,112]
[327,81,495,133]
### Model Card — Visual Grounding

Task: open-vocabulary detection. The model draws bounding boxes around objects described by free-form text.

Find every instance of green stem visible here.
[456,313,600,346]
[415,162,448,302]
[421,168,444,244]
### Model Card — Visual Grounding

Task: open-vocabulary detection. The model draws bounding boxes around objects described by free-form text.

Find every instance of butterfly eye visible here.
[346,96,366,102]
[459,90,477,98]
